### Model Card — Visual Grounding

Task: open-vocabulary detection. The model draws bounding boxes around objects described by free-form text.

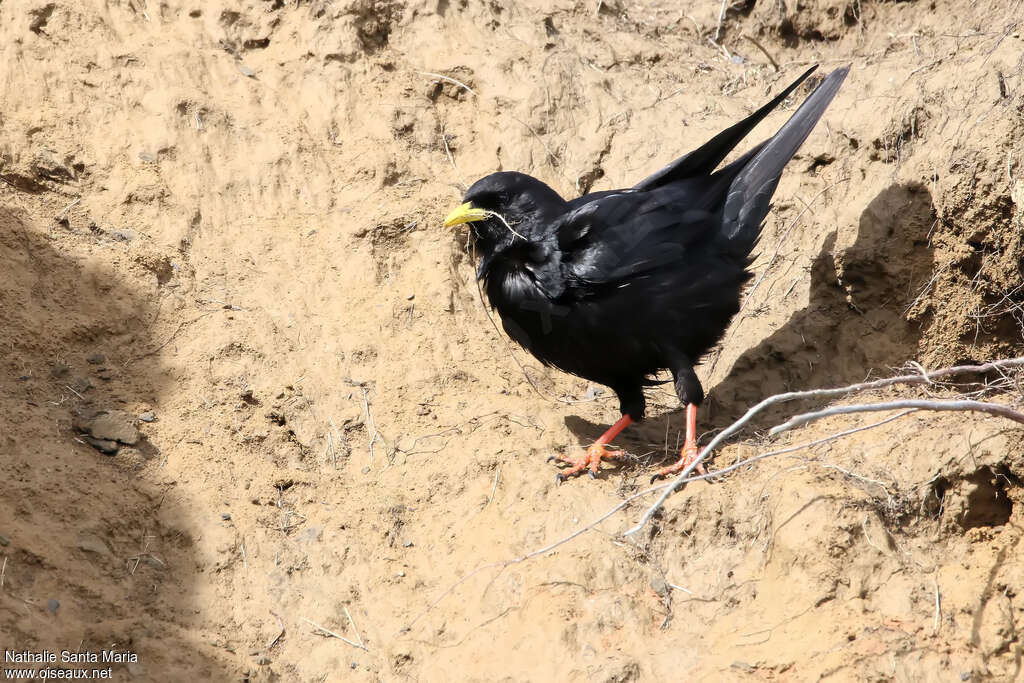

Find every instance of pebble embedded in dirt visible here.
[139,411,156,422]
[87,411,139,445]
[86,353,105,364]
[74,409,141,455]
[77,534,111,556]
[69,377,92,394]
[83,436,119,455]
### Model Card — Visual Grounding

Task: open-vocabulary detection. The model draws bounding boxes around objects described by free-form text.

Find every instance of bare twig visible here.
[770,399,1024,435]
[301,617,367,650]
[624,357,1024,536]
[714,0,728,41]
[708,37,731,60]
[417,71,476,96]
[441,132,459,175]
[328,417,342,468]
[743,34,780,71]
[343,606,365,649]
[264,612,285,652]
[57,197,81,219]
[692,410,917,486]
[487,465,501,506]
[361,387,379,464]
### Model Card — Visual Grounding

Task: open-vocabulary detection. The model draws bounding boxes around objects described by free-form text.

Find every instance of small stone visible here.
[396,571,405,577]
[84,437,119,455]
[70,376,92,394]
[138,151,157,163]
[139,412,156,423]
[406,293,415,300]
[361,466,371,474]
[88,411,140,445]
[50,364,70,378]
[86,353,105,365]
[47,599,60,615]
[239,64,256,78]
[649,575,668,598]
[221,513,232,521]
[0,535,9,546]
[402,540,413,548]
[77,534,111,556]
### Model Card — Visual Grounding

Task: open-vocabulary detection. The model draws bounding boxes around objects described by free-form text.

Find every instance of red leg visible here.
[549,414,633,482]
[652,404,708,481]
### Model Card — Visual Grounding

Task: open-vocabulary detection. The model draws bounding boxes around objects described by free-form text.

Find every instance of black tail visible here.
[720,66,849,255]
[633,65,820,191]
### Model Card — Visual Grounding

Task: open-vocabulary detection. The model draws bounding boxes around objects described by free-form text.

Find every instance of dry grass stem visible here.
[301,616,367,650]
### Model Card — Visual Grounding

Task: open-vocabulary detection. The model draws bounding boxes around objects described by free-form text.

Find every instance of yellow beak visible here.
[444,202,490,228]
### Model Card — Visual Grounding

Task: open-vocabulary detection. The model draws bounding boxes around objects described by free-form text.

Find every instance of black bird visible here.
[444,66,848,482]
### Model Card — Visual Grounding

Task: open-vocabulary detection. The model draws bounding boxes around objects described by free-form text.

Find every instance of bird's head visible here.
[444,171,565,277]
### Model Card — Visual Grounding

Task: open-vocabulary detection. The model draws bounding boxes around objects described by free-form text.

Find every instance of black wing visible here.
[553,180,731,294]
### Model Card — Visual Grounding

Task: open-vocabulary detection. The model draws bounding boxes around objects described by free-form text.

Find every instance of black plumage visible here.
[444,65,849,481]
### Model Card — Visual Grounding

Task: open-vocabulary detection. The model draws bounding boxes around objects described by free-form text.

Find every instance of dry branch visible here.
[624,357,1024,535]
[417,71,476,96]
[771,399,1024,435]
[301,616,367,650]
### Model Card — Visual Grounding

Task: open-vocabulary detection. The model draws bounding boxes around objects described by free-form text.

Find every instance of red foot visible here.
[549,443,625,482]
[651,443,708,482]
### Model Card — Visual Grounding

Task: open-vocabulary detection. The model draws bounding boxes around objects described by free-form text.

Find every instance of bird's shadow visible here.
[564,182,940,470]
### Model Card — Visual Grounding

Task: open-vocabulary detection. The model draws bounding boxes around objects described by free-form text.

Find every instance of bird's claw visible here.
[548,443,623,483]
[652,444,708,482]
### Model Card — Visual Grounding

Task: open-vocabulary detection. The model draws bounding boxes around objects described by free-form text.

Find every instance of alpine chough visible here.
[445,66,848,482]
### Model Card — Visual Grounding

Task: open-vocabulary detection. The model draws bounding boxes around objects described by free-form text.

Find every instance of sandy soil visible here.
[2,0,1023,680]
